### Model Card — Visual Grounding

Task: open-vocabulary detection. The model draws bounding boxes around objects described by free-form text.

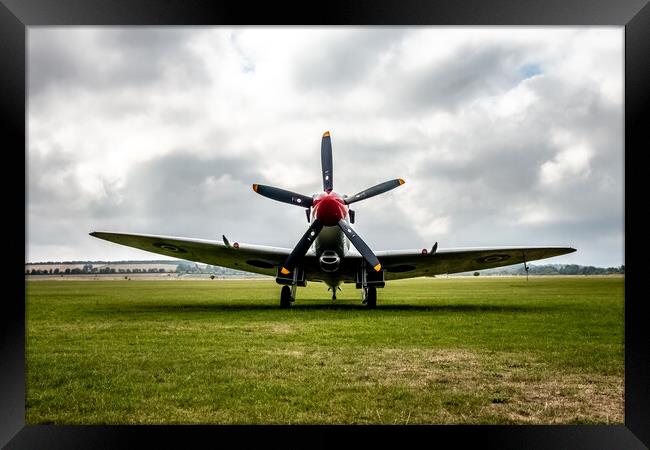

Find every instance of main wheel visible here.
[280,285,292,308]
[366,286,377,309]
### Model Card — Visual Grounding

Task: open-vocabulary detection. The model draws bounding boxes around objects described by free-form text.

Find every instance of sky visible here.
[27,27,624,267]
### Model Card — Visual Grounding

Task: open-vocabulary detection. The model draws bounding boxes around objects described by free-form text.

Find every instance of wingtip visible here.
[252,184,259,192]
[89,231,97,237]
[398,178,405,185]
[323,131,330,138]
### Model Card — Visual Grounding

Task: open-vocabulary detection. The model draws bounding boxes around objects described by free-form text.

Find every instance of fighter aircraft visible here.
[90,131,576,308]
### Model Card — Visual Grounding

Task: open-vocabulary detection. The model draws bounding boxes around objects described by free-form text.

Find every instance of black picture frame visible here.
[3,0,648,448]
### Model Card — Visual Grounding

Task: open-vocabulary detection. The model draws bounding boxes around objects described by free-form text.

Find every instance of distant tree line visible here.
[175,262,248,276]
[26,262,176,275]
[482,264,625,276]
[27,261,250,276]
[26,260,181,265]
[27,267,171,275]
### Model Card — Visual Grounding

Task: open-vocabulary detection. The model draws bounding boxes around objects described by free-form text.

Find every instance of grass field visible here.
[25,276,624,424]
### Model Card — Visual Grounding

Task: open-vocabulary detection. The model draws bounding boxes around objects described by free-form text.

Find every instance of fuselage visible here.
[311,191,350,287]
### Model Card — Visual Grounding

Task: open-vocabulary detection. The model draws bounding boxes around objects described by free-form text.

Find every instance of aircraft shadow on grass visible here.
[88,302,558,315]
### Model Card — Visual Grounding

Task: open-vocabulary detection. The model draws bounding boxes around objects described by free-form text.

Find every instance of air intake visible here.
[319,250,341,272]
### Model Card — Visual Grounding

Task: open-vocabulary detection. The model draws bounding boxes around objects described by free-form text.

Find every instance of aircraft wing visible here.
[294,245,577,284]
[90,231,293,277]
[90,232,576,282]
[370,246,577,280]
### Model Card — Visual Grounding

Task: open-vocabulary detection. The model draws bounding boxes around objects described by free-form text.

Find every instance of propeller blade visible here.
[252,184,313,208]
[321,131,333,192]
[344,179,405,205]
[280,219,324,275]
[337,219,382,272]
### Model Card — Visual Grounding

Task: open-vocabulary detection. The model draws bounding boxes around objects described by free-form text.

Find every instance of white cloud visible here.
[540,144,593,186]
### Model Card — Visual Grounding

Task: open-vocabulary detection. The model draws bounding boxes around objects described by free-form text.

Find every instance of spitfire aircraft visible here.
[90,131,576,308]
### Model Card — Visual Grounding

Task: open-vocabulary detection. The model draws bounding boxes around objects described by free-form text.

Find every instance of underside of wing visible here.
[372,246,577,280]
[90,231,293,277]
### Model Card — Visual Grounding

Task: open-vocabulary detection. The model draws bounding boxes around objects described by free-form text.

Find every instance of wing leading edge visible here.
[89,231,293,277]
[368,246,577,280]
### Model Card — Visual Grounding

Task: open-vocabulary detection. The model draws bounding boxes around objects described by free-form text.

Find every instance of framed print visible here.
[3,0,648,448]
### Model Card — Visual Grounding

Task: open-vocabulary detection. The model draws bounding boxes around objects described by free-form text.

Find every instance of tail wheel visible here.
[366,286,377,309]
[280,285,292,308]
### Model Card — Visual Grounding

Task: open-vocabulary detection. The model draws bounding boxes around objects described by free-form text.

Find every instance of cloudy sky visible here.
[27,27,623,267]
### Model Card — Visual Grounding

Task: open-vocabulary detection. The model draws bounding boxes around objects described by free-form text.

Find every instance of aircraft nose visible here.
[314,193,346,226]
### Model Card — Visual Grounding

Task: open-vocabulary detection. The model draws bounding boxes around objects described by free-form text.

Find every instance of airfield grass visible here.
[26,276,623,424]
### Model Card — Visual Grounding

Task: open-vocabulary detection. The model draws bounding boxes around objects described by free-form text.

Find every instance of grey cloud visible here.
[93,151,321,247]
[27,148,317,254]
[122,152,260,215]
[293,28,409,91]
[27,145,126,249]
[403,44,529,111]
[27,146,80,207]
[96,28,211,88]
[28,30,82,97]
[28,27,211,98]
[406,121,556,214]
[324,139,412,193]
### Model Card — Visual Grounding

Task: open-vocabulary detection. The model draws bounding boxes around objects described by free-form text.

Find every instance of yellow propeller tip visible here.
[280,267,290,275]
[374,263,382,272]
[323,131,330,137]
[398,179,405,185]
[252,184,259,192]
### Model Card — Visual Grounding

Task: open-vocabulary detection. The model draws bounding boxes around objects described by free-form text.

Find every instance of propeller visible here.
[344,178,405,205]
[321,131,333,192]
[338,219,382,271]
[252,184,313,208]
[252,130,405,275]
[279,219,324,275]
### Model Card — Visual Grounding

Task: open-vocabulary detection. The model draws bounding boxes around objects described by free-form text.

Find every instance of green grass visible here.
[25,276,624,424]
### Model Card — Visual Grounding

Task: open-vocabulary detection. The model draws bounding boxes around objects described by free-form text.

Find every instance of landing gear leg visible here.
[282,268,299,308]
[329,286,341,301]
[362,286,377,308]
[277,266,300,308]
[359,260,376,308]
[280,285,291,308]
[365,286,377,309]
[290,268,298,303]
[327,286,341,301]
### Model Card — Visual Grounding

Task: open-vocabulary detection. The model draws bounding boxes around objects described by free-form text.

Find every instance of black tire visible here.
[366,286,377,309]
[280,285,292,308]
